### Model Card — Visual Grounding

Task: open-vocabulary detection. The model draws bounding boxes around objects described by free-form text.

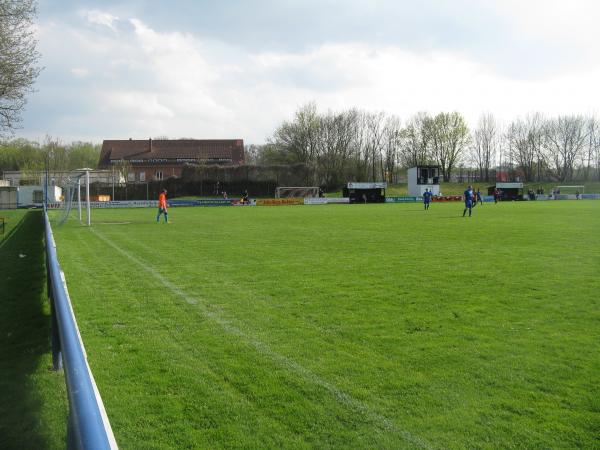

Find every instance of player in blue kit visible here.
[463,185,474,217]
[423,188,432,210]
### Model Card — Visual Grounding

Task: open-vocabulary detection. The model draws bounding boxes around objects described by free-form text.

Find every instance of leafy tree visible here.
[0,0,41,133]
[426,112,470,182]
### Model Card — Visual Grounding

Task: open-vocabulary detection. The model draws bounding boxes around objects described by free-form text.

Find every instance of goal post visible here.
[554,185,584,194]
[55,169,91,226]
[275,186,320,198]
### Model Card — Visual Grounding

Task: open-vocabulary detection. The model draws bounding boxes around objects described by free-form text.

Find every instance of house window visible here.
[139,171,145,182]
[127,173,135,182]
[155,171,163,180]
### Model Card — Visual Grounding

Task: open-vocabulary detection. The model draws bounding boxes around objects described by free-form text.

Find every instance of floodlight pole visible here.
[77,178,82,222]
[86,170,91,227]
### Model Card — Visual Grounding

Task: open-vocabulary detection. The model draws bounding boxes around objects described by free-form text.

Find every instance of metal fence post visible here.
[46,225,63,371]
[50,291,63,371]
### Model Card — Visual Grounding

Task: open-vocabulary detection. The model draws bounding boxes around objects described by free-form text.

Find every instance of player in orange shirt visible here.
[157,189,168,223]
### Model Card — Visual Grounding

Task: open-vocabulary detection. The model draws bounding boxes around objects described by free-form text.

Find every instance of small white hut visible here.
[408,166,440,196]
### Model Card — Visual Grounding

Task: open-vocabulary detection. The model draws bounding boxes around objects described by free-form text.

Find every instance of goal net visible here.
[53,171,90,226]
[554,186,584,194]
[275,186,320,198]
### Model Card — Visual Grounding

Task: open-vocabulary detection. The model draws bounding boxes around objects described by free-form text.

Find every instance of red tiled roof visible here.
[98,139,244,167]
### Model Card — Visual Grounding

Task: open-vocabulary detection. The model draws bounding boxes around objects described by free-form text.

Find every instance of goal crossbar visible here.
[555,185,584,193]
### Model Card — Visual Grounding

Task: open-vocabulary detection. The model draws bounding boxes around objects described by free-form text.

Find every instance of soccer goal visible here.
[554,186,584,194]
[54,169,92,226]
[275,186,320,198]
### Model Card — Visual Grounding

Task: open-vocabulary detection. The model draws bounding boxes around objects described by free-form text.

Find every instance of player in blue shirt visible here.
[476,188,483,205]
[423,188,432,210]
[463,185,474,217]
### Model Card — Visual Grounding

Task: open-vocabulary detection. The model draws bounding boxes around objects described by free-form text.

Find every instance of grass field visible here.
[49,201,599,449]
[0,210,68,449]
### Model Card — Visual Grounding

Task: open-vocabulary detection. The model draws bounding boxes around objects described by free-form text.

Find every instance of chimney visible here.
[149,137,152,152]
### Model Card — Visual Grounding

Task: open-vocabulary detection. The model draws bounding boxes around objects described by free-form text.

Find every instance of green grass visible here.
[50,201,599,449]
[0,210,68,449]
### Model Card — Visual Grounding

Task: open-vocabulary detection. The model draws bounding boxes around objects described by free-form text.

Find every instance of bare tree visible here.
[0,0,41,133]
[348,109,369,181]
[427,112,470,182]
[113,158,133,183]
[382,115,401,183]
[364,111,386,181]
[315,109,357,187]
[399,112,431,168]
[471,113,498,182]
[505,113,545,182]
[583,117,599,181]
[543,115,588,182]
[593,118,600,181]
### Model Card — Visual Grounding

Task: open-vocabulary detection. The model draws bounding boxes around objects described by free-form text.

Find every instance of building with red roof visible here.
[98,138,244,181]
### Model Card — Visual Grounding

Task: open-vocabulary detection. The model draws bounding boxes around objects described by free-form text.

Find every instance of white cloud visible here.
[21,9,600,144]
[80,9,119,31]
[70,67,89,78]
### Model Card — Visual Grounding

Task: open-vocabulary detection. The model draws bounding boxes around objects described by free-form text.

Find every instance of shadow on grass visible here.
[0,211,66,449]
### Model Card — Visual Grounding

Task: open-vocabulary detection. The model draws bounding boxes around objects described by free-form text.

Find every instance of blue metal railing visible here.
[44,210,118,449]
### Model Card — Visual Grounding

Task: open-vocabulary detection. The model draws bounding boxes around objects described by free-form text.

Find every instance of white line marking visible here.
[90,227,432,449]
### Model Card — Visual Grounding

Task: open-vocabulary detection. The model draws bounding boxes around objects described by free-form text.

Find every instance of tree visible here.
[271,102,321,183]
[113,158,133,183]
[583,117,599,181]
[543,115,588,182]
[316,109,356,188]
[471,113,498,182]
[66,141,101,170]
[364,111,386,181]
[382,115,401,183]
[0,0,41,133]
[427,112,470,182]
[504,113,545,182]
[399,112,431,168]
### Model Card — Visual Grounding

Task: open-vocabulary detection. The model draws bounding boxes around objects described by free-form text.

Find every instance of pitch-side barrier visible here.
[41,193,599,210]
[44,210,118,449]
[524,193,600,201]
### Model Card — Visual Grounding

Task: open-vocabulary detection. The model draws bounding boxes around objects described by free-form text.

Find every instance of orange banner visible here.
[432,195,463,202]
[256,198,304,206]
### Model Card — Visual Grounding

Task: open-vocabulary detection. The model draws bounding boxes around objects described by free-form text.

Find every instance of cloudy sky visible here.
[18,0,600,144]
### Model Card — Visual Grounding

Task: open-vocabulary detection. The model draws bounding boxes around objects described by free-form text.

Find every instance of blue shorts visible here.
[465,199,472,208]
